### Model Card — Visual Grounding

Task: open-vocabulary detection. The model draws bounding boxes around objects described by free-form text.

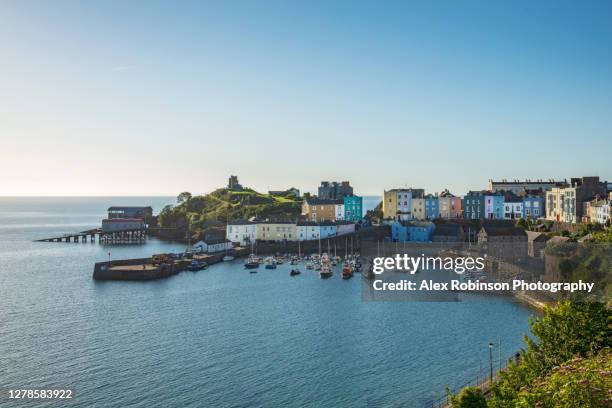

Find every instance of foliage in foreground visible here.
[447,386,487,408]
[449,301,611,407]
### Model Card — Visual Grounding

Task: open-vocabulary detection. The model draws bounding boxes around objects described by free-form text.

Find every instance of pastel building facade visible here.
[522,196,545,220]
[256,222,297,242]
[296,222,337,241]
[463,191,485,220]
[411,197,426,220]
[503,196,523,220]
[424,195,439,220]
[438,190,462,219]
[343,195,363,222]
[302,198,340,222]
[382,188,424,221]
[335,204,345,221]
[226,220,257,246]
[484,194,505,220]
[546,177,607,223]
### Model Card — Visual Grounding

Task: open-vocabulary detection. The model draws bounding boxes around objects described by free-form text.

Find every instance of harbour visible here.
[0,197,535,407]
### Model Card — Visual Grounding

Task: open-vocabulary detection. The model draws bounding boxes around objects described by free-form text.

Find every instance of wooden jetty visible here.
[36,228,147,244]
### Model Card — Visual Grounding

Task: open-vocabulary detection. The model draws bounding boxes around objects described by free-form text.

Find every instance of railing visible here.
[427,353,516,408]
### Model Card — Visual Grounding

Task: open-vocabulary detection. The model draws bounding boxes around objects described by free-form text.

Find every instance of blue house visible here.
[392,221,435,242]
[522,195,545,220]
[485,194,505,219]
[343,195,363,222]
[424,194,439,220]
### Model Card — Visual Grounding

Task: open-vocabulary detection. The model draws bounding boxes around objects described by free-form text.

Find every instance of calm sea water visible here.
[0,197,533,407]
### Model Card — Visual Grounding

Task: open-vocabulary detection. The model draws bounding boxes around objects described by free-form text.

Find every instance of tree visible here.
[447,386,487,408]
[516,218,528,229]
[177,191,192,204]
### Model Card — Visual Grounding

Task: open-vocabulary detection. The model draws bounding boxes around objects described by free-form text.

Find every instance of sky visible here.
[1,0,611,197]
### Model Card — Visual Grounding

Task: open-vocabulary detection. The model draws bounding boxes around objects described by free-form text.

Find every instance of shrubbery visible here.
[449,301,611,407]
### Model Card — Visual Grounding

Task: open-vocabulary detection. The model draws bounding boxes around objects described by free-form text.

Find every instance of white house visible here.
[193,239,233,253]
[297,222,320,241]
[335,204,345,221]
[296,222,336,241]
[226,220,257,246]
[503,199,523,220]
[596,201,611,225]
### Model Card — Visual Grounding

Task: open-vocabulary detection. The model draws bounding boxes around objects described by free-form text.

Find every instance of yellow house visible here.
[382,188,425,220]
[256,222,297,242]
[545,187,564,222]
[411,198,426,220]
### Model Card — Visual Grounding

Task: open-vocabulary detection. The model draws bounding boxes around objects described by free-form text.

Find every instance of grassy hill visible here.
[156,188,302,240]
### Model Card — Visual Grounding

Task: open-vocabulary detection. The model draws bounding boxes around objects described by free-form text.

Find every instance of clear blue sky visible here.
[1,0,611,196]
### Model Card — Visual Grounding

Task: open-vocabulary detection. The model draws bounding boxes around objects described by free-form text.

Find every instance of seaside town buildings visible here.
[382,188,425,221]
[226,219,356,244]
[193,238,234,254]
[225,219,257,246]
[343,195,363,222]
[302,196,363,223]
[318,181,353,200]
[438,190,462,219]
[302,198,340,222]
[488,179,567,195]
[545,177,607,223]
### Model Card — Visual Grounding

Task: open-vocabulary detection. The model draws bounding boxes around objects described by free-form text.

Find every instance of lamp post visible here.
[488,342,494,384]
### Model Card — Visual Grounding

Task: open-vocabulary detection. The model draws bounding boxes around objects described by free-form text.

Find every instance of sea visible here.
[0,197,533,407]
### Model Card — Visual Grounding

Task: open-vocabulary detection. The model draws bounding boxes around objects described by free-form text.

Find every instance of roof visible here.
[479,226,527,237]
[490,179,566,185]
[504,195,523,203]
[102,218,145,223]
[228,219,256,225]
[548,236,571,244]
[306,198,342,205]
[526,231,550,242]
[296,221,338,226]
[107,206,152,211]
[259,220,296,224]
[438,190,456,198]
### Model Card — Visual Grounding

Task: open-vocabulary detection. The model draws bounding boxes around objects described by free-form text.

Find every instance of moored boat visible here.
[342,263,353,279]
[320,265,332,279]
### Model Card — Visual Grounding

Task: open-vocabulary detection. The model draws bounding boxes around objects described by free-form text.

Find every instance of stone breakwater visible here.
[93,248,250,281]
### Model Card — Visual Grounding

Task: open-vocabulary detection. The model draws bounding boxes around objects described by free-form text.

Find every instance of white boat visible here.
[223,255,235,262]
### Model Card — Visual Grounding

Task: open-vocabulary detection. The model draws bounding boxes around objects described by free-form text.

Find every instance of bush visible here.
[447,386,487,408]
[488,301,611,406]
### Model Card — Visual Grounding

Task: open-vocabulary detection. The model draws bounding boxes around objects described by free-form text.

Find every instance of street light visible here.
[488,342,494,384]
